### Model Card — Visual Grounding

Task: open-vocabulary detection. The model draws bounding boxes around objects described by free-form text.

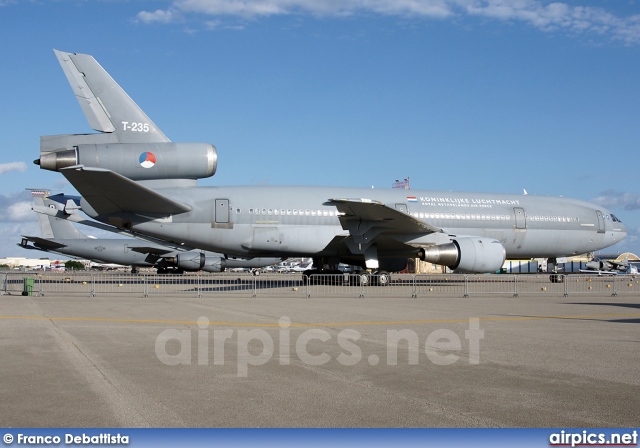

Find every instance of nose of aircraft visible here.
[610,216,627,246]
[618,221,628,238]
[620,221,627,234]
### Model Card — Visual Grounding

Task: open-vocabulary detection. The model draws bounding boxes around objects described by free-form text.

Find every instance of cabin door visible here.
[596,210,605,233]
[514,207,526,230]
[215,199,229,224]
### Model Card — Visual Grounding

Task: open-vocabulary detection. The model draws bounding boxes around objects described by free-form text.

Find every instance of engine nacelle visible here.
[37,142,217,181]
[418,237,506,274]
[201,257,225,273]
[175,252,225,272]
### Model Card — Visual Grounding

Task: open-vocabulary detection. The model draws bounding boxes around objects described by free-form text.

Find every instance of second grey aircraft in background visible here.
[21,191,281,274]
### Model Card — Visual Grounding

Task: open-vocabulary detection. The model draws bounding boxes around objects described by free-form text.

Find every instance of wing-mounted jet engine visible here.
[328,198,507,275]
[418,237,506,274]
[168,251,224,272]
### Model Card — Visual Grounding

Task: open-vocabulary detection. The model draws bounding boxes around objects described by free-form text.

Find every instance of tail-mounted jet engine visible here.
[418,237,506,274]
[36,139,217,181]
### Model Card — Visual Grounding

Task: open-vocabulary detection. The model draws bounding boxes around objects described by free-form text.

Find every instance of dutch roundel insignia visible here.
[139,152,157,168]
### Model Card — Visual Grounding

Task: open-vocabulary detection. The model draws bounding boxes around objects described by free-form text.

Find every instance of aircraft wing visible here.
[32,204,200,252]
[128,246,175,256]
[61,166,192,216]
[579,269,618,275]
[326,198,441,234]
[21,236,67,249]
[610,261,629,270]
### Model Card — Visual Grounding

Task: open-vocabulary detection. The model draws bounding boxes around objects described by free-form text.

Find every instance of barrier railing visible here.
[1,271,638,299]
[0,273,7,295]
[512,274,568,297]
[414,274,467,298]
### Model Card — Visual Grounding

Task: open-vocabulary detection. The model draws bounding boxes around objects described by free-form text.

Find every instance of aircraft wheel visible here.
[377,271,391,287]
[549,274,564,283]
[358,272,371,286]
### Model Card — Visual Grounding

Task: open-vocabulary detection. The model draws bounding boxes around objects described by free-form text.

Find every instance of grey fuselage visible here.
[82,186,626,263]
[27,238,159,267]
[45,50,626,270]
[24,235,280,271]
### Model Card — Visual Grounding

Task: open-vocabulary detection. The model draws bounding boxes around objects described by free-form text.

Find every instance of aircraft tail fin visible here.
[29,190,87,240]
[30,190,54,239]
[54,49,169,143]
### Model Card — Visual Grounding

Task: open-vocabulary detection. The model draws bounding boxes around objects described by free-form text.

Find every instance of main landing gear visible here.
[302,269,391,286]
[356,270,391,287]
[156,267,185,275]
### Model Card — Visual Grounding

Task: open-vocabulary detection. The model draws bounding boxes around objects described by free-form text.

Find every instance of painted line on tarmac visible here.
[0,312,639,327]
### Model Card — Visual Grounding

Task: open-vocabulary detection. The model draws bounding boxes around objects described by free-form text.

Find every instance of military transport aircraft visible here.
[34,50,627,284]
[21,190,280,274]
[581,256,638,275]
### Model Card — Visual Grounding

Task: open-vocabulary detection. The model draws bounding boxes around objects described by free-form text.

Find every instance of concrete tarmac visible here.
[1,291,638,427]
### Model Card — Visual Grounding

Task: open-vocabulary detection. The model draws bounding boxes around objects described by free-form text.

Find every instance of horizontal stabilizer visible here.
[21,236,67,249]
[61,166,192,216]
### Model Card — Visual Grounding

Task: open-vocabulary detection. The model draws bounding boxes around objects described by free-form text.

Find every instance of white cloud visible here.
[0,222,40,257]
[7,201,32,222]
[53,178,70,189]
[204,19,245,30]
[0,191,35,223]
[0,162,27,175]
[152,0,454,18]
[592,190,640,211]
[458,1,640,43]
[136,9,178,24]
[136,0,640,43]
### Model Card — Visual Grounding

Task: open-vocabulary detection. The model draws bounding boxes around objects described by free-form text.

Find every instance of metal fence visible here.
[2,271,639,298]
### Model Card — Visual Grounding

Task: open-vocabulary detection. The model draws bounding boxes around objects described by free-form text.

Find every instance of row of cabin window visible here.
[247,208,336,217]
[529,215,580,223]
[412,212,513,221]
[239,209,579,223]
[243,209,512,220]
[415,212,578,222]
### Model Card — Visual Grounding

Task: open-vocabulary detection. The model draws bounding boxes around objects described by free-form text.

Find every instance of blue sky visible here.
[0,0,639,259]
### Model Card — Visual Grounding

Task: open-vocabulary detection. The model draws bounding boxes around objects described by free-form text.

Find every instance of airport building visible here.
[0,257,82,270]
[2,254,638,275]
[413,253,639,275]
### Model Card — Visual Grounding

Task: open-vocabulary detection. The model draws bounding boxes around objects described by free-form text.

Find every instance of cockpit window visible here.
[611,214,621,223]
